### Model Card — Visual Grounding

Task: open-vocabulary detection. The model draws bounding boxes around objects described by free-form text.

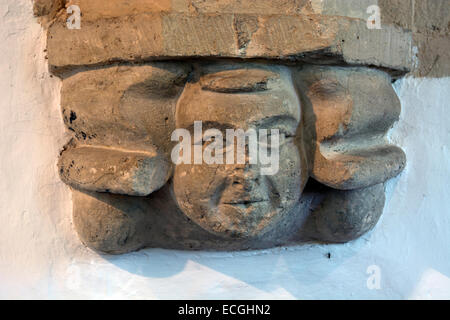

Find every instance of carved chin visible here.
[178,198,293,239]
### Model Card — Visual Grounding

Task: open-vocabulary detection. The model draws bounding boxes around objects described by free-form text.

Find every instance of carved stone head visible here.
[173,64,306,239]
[35,0,410,253]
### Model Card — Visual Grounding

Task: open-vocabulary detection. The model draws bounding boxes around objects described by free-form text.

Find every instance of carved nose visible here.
[222,166,268,205]
[232,165,262,191]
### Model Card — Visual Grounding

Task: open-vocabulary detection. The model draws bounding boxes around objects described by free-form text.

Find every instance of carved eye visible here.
[260,129,296,149]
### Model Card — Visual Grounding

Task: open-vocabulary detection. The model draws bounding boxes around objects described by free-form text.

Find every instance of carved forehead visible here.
[176,65,301,129]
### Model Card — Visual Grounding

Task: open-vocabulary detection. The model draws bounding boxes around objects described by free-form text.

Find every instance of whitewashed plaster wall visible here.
[0,0,449,299]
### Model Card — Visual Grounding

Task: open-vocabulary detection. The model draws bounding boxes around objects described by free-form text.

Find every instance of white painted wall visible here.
[0,0,449,299]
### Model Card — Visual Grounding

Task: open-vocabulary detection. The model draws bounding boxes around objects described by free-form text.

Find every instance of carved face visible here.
[36,1,409,253]
[172,65,308,239]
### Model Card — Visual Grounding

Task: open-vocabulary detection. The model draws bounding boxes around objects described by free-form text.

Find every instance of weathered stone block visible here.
[33,0,413,253]
[46,10,412,74]
[59,146,172,196]
[295,65,406,190]
[379,0,450,78]
[61,63,190,151]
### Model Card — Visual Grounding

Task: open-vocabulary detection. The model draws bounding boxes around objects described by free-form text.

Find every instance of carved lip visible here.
[221,199,269,205]
[220,188,270,206]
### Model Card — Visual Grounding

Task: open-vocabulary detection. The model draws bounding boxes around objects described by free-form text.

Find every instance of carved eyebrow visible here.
[201,69,280,93]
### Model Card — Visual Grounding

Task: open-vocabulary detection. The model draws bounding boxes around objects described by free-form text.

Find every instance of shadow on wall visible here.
[76,225,397,299]
[65,120,449,298]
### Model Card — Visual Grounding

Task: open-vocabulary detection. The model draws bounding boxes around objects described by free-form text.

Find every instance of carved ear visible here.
[295,66,406,190]
[59,144,172,196]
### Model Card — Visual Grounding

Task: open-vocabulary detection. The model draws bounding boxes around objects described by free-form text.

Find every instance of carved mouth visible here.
[222,199,267,204]
[221,199,269,207]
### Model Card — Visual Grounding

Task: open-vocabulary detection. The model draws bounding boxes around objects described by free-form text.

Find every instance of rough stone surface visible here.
[173,64,307,239]
[61,62,190,152]
[45,10,412,75]
[58,61,406,252]
[35,0,449,77]
[59,145,172,196]
[319,0,381,20]
[308,0,450,77]
[307,181,386,243]
[379,0,450,78]
[72,190,151,254]
[32,0,415,253]
[294,65,406,190]
[33,0,64,19]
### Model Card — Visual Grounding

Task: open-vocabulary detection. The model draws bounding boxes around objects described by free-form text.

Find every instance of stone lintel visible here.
[47,12,412,75]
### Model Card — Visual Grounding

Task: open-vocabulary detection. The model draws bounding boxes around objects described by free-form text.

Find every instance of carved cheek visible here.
[172,163,227,217]
[268,140,305,203]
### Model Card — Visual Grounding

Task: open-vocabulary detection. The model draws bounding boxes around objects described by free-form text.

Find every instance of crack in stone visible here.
[233,14,259,55]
